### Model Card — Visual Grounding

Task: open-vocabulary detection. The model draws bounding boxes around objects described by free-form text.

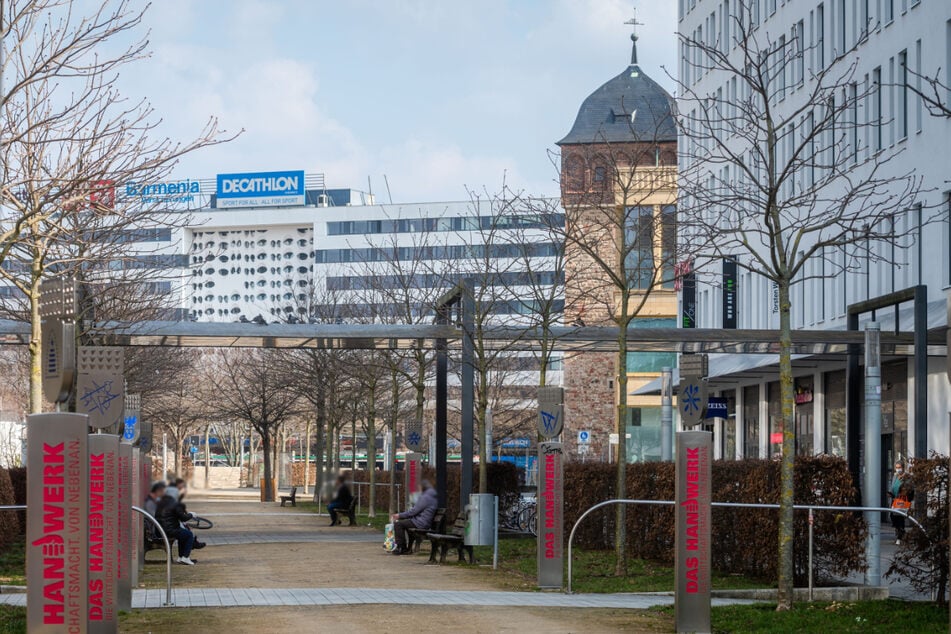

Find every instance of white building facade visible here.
[677,0,951,471]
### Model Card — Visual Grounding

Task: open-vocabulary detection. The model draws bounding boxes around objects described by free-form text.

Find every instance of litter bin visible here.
[465,493,497,546]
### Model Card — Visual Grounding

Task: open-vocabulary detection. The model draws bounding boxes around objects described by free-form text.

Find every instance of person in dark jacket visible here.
[390,480,438,555]
[144,481,166,547]
[155,486,197,565]
[327,475,353,526]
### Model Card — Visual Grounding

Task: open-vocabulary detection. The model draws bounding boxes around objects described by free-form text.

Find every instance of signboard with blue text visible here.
[705,397,728,419]
[216,170,305,208]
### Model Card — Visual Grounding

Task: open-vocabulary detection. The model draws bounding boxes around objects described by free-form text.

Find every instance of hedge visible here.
[340,463,520,517]
[6,467,26,535]
[886,453,949,604]
[563,456,866,584]
[0,468,19,549]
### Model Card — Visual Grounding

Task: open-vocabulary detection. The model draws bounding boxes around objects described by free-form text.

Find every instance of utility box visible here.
[465,493,497,546]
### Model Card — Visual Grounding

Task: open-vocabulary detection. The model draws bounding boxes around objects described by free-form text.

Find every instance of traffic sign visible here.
[679,374,709,427]
[190,446,199,454]
[577,430,591,444]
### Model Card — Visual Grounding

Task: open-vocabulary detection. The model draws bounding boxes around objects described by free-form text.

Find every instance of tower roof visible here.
[557,62,677,146]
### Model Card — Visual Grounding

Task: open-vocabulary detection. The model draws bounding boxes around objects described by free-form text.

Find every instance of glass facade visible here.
[626,406,661,463]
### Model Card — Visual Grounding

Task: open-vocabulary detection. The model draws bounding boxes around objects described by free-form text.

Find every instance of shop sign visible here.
[216,170,305,208]
[537,442,563,589]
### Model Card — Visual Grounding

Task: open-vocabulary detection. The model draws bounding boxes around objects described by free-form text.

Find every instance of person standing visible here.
[889,462,914,545]
[389,480,437,555]
[327,475,353,526]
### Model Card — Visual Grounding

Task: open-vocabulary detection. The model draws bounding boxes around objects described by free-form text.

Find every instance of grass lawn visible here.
[0,537,25,586]
[465,537,765,593]
[704,599,948,633]
[0,605,25,634]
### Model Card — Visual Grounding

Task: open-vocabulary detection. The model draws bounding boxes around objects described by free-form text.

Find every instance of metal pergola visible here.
[2,302,944,509]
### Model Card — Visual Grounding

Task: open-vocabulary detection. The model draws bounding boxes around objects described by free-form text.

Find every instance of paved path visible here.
[0,587,752,610]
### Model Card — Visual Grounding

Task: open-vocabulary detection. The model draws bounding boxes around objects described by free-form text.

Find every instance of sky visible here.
[122,0,678,202]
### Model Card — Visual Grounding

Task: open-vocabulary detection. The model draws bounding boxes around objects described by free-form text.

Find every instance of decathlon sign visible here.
[216,170,305,208]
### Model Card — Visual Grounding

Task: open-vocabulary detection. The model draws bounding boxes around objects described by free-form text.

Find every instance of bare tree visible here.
[553,115,679,574]
[0,0,233,412]
[209,349,301,502]
[676,10,926,609]
[130,348,206,479]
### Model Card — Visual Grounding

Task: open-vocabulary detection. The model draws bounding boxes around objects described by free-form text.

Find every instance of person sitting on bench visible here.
[156,485,200,565]
[144,481,166,546]
[390,480,438,556]
[327,475,353,526]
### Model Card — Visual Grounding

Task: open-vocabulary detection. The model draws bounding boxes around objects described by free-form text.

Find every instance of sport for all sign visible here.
[674,431,712,634]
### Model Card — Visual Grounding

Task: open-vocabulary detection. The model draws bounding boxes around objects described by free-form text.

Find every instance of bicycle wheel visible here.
[516,507,532,532]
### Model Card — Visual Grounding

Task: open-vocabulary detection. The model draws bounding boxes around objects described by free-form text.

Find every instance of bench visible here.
[426,516,473,564]
[280,486,298,507]
[406,508,446,553]
[330,497,357,526]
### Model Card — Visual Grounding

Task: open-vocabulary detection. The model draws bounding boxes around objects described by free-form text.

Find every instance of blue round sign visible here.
[122,415,137,441]
[190,446,199,454]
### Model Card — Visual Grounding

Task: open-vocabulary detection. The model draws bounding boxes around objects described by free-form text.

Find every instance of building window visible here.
[624,206,656,289]
[898,50,908,139]
[872,67,882,151]
[816,3,825,68]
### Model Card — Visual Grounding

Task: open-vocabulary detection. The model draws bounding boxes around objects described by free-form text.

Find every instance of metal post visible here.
[436,306,449,509]
[864,323,882,586]
[913,285,927,460]
[162,432,168,480]
[460,279,475,506]
[808,507,814,601]
[493,494,499,570]
[846,312,861,489]
[661,367,673,461]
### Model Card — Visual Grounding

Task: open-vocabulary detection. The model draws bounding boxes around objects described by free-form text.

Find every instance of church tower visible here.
[557,24,679,462]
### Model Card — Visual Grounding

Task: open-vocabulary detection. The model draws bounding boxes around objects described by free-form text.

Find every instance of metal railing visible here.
[351,481,401,517]
[565,498,925,597]
[1,504,175,607]
[132,505,174,606]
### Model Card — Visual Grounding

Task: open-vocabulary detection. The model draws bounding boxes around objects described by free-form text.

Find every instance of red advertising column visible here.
[116,442,133,612]
[26,413,89,634]
[130,448,141,589]
[405,452,421,507]
[674,431,712,633]
[537,442,563,589]
[87,434,119,633]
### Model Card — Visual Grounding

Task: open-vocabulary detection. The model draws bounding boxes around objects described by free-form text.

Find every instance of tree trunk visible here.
[314,386,327,502]
[333,425,341,472]
[261,431,273,502]
[615,321,629,576]
[203,425,211,488]
[389,376,399,515]
[303,418,311,495]
[776,278,795,610]
[28,276,42,414]
[477,366,489,493]
[367,389,377,518]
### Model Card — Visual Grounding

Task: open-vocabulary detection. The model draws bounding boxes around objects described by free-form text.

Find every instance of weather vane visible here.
[624,8,644,65]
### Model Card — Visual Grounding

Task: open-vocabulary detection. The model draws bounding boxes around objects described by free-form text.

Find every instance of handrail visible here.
[565,498,925,594]
[132,505,174,606]
[1,504,175,607]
